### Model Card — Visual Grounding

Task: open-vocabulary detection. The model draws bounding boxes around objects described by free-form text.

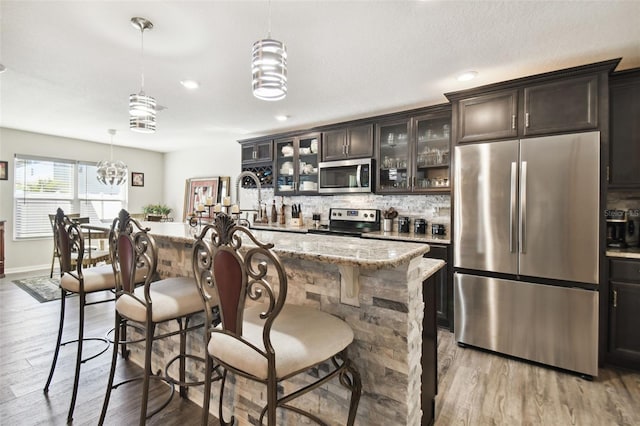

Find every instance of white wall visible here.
[0,127,165,272]
[163,138,242,221]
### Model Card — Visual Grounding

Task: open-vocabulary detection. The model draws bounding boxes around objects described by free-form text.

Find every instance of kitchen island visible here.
[124,221,444,425]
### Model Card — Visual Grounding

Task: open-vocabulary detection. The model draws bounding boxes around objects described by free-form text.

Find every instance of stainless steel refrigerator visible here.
[454,131,600,377]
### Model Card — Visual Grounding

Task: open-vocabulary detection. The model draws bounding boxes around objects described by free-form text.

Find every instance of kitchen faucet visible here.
[234,171,262,219]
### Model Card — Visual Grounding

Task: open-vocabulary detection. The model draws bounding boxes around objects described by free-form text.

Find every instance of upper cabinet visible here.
[609,68,640,188]
[523,75,598,136]
[457,89,518,143]
[447,59,619,145]
[376,106,451,194]
[322,124,373,161]
[274,133,321,195]
[241,139,272,164]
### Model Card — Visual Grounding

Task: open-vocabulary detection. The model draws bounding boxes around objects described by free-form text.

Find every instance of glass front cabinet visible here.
[274,133,321,195]
[376,110,451,194]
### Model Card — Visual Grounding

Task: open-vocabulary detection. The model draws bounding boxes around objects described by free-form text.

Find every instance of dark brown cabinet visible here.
[423,244,453,330]
[274,133,320,195]
[609,68,640,188]
[608,258,640,370]
[422,270,438,425]
[456,89,518,143]
[322,124,373,161]
[241,139,272,164]
[376,106,451,194]
[447,61,617,145]
[240,139,273,188]
[523,75,598,136]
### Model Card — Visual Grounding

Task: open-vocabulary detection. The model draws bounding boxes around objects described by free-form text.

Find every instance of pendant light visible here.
[252,0,287,101]
[96,129,128,186]
[129,17,156,133]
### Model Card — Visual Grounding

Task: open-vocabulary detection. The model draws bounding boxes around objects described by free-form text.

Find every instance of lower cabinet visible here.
[608,258,640,370]
[423,244,453,331]
[0,221,4,278]
[422,271,437,426]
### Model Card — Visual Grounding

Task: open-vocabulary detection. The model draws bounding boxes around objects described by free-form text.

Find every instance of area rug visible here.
[12,275,62,303]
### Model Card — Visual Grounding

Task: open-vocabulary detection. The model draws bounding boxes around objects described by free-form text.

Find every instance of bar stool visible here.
[99,209,211,426]
[192,213,362,425]
[43,208,116,423]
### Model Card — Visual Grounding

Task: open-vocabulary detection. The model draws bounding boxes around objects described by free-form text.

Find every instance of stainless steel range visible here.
[308,208,380,236]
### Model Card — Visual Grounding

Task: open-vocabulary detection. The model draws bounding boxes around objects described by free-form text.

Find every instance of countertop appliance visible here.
[606,209,628,248]
[454,131,600,377]
[625,209,639,247]
[398,217,410,233]
[318,158,374,194]
[307,208,380,236]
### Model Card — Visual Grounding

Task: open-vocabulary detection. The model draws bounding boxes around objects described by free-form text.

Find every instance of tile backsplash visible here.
[608,190,640,211]
[238,188,451,231]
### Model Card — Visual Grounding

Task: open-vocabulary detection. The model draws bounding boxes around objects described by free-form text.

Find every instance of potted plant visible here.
[143,204,172,221]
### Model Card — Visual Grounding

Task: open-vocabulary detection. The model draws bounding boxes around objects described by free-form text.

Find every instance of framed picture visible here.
[183,177,219,220]
[0,161,7,180]
[131,172,144,187]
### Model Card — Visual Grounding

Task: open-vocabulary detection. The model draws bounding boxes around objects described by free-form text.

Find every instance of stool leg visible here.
[44,288,66,392]
[66,292,86,423]
[99,311,121,426]
[179,317,187,398]
[201,356,212,426]
[140,322,155,425]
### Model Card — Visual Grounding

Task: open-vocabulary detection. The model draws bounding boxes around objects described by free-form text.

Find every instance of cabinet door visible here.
[609,281,640,364]
[346,124,374,159]
[523,75,598,136]
[274,138,297,194]
[297,133,320,194]
[414,114,451,193]
[377,119,411,193]
[322,129,347,161]
[457,89,518,143]
[254,141,272,162]
[241,143,257,163]
[609,73,640,187]
[423,244,452,330]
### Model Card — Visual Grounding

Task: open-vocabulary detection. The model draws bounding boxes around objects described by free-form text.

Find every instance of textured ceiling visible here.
[1,1,639,153]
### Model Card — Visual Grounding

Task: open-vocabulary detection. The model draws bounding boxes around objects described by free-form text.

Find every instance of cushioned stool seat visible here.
[115,277,202,323]
[210,304,354,380]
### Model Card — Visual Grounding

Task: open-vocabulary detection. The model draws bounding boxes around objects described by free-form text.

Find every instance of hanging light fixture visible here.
[252,0,287,101]
[97,129,128,186]
[129,17,156,133]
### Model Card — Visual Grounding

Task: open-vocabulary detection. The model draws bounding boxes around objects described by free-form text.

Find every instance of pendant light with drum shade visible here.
[96,129,128,186]
[252,0,287,101]
[129,17,156,133]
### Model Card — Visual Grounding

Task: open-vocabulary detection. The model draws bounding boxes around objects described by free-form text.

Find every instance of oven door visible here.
[318,158,373,193]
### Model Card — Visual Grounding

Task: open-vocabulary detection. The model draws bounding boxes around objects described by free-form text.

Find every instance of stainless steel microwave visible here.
[318,158,374,193]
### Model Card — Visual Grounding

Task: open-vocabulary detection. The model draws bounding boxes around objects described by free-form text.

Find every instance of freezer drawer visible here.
[454,273,598,376]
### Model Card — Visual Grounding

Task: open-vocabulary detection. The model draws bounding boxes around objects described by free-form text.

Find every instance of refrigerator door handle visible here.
[520,161,527,254]
[510,162,518,252]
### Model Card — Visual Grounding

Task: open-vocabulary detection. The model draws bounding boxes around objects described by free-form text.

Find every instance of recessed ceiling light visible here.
[275,115,289,122]
[457,71,478,82]
[180,80,199,89]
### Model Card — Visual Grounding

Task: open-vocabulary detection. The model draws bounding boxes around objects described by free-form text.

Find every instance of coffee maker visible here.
[625,209,640,247]
[606,210,628,248]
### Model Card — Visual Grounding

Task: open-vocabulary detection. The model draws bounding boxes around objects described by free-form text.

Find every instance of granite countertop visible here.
[141,221,431,270]
[606,247,640,260]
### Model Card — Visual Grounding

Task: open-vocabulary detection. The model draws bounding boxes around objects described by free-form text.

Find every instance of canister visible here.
[432,223,446,236]
[414,218,426,234]
[398,217,410,233]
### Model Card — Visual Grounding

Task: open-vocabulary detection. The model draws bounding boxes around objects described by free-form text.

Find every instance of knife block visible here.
[291,218,303,227]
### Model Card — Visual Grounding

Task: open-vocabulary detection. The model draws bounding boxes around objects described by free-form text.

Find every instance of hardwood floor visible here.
[1,270,639,425]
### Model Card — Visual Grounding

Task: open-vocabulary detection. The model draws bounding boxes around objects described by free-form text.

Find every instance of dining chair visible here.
[192,213,361,425]
[99,209,212,426]
[43,208,117,423]
[48,212,80,278]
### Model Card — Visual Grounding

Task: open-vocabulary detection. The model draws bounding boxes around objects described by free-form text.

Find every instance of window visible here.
[13,155,127,239]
